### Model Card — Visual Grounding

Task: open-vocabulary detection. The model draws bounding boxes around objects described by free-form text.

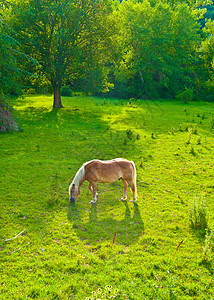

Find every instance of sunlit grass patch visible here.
[0,95,214,299]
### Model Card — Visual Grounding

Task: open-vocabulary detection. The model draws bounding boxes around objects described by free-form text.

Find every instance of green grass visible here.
[0,95,214,299]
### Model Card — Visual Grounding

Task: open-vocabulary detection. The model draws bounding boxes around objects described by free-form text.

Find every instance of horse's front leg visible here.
[121,179,128,201]
[89,182,98,204]
[88,183,93,194]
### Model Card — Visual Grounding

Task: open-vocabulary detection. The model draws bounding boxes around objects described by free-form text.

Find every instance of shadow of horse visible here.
[67,202,144,246]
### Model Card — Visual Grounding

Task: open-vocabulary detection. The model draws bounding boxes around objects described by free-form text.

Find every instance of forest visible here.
[1,0,214,113]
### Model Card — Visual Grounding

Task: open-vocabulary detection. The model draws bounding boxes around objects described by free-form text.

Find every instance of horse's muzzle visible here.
[69,197,75,203]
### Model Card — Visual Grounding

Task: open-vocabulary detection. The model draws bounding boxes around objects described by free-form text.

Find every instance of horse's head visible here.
[69,183,80,202]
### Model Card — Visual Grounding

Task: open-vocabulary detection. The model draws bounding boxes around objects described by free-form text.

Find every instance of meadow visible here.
[0,95,214,299]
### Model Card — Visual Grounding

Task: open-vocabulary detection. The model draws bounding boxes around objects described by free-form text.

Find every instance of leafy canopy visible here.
[114,0,202,98]
[9,0,117,106]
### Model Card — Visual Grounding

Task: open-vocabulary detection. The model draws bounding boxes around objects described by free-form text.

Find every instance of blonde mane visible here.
[71,165,85,190]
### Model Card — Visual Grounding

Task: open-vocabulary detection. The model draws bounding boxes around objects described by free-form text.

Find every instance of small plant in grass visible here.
[129,98,135,105]
[203,225,214,260]
[86,285,119,300]
[189,198,208,231]
[190,146,197,156]
[186,128,192,145]
[197,136,201,145]
[126,129,133,139]
[211,118,214,129]
[193,124,197,134]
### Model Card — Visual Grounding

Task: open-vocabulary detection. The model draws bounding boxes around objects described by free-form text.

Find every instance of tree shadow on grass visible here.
[67,201,144,246]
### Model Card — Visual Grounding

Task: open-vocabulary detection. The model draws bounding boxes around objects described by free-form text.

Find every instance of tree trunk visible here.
[131,43,145,83]
[53,85,63,108]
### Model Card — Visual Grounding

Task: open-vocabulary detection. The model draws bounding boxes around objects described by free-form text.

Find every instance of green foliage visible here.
[176,87,194,103]
[8,0,117,106]
[1,0,214,102]
[61,86,72,97]
[0,5,32,131]
[111,0,202,99]
[0,16,23,99]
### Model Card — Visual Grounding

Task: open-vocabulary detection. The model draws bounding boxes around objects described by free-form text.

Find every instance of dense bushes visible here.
[61,86,72,97]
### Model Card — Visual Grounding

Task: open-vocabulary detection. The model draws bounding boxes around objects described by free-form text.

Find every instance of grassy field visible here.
[0,95,214,299]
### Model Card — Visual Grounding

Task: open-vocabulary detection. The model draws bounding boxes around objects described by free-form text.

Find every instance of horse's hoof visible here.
[120,198,127,201]
[89,200,97,205]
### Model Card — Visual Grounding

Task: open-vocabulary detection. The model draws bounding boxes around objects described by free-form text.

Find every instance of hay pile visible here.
[0,104,19,133]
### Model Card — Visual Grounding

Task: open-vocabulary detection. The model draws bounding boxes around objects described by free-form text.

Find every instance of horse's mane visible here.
[72,165,85,189]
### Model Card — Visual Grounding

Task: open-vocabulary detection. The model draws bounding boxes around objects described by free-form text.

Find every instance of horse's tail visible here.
[131,161,137,194]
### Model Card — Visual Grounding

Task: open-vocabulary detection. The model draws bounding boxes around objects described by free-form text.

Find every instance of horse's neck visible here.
[74,165,85,189]
[78,176,85,188]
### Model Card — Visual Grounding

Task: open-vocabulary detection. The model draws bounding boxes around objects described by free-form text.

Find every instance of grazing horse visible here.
[69,158,137,204]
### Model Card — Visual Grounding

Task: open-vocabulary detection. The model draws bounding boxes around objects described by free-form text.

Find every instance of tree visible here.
[197,19,214,99]
[0,0,33,131]
[9,0,116,108]
[0,1,23,99]
[113,0,207,98]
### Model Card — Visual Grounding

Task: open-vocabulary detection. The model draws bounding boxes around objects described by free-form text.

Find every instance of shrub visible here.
[176,87,194,103]
[26,88,36,94]
[61,85,72,97]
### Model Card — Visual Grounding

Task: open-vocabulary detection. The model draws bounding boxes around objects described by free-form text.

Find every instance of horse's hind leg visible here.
[128,180,137,202]
[121,179,128,201]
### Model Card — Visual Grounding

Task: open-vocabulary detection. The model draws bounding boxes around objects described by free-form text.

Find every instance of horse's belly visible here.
[98,172,121,183]
[98,177,118,183]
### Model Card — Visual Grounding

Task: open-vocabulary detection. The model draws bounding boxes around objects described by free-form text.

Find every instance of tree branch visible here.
[4,229,25,242]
